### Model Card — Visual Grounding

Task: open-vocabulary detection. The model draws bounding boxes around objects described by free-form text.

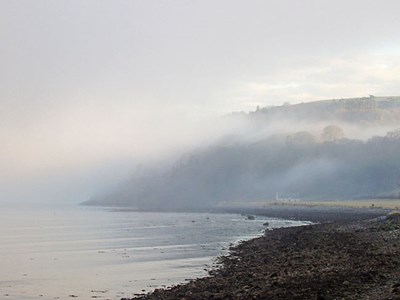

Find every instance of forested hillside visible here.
[249,96,400,123]
[85,97,400,210]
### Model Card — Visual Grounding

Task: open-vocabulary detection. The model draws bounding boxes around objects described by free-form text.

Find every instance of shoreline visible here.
[218,204,390,223]
[97,202,391,223]
[125,207,400,300]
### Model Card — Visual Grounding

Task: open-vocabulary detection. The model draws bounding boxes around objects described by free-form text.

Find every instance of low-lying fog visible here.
[2,1,400,207]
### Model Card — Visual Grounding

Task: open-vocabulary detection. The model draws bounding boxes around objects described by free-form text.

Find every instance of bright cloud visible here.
[231,53,400,110]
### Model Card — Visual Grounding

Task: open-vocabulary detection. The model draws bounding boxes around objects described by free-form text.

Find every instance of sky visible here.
[1,0,400,204]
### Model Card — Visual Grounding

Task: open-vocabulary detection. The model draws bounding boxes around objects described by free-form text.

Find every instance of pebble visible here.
[127,213,400,300]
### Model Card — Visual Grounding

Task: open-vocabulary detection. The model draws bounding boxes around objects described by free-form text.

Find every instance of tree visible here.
[322,125,345,142]
[287,131,316,146]
[386,129,400,140]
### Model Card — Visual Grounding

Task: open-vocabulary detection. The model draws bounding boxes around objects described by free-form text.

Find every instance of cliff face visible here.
[85,97,400,210]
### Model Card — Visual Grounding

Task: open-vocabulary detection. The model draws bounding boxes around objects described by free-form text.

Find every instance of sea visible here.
[0,205,310,300]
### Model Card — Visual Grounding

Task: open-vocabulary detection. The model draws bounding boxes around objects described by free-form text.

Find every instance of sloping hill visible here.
[249,96,400,124]
[85,97,400,210]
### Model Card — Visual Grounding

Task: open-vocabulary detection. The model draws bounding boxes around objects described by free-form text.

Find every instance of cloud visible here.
[1,0,400,203]
[227,53,400,110]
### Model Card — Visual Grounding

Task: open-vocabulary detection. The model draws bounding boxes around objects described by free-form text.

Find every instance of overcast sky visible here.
[1,0,400,204]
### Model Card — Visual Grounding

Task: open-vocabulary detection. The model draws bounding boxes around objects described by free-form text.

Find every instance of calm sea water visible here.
[0,205,309,299]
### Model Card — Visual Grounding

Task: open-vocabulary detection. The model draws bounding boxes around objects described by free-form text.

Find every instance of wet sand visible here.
[128,207,400,300]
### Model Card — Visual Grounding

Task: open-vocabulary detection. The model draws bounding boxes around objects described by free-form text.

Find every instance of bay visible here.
[0,205,309,299]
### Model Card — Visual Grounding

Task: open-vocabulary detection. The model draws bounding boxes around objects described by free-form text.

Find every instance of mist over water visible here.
[2,1,400,206]
[1,2,400,300]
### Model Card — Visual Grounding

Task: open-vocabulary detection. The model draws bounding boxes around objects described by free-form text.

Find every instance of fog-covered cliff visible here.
[85,97,400,210]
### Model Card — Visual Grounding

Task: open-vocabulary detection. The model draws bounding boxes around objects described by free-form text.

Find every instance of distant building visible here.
[275,192,300,202]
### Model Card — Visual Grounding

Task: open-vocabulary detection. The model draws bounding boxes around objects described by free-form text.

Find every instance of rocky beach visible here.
[127,208,400,300]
